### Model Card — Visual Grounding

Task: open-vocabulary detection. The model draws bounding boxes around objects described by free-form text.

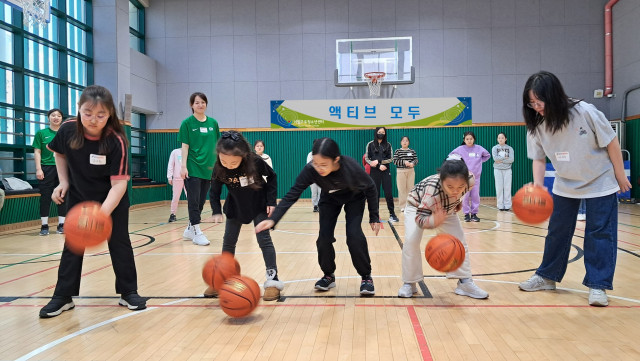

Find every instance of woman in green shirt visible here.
[33,108,67,235]
[177,92,220,246]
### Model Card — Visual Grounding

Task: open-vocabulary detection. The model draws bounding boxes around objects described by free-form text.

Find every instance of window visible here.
[129,0,144,53]
[0,1,92,181]
[130,112,147,178]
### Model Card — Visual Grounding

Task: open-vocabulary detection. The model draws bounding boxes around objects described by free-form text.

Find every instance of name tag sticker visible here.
[555,152,570,162]
[239,176,249,187]
[90,154,107,165]
[469,152,476,157]
[200,127,208,133]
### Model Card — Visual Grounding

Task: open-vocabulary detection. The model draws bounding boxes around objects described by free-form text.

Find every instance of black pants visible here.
[185,177,211,225]
[39,165,67,218]
[369,167,395,216]
[317,190,372,277]
[54,199,138,296]
[222,212,277,271]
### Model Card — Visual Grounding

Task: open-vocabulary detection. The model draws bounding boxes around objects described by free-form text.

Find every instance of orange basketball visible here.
[512,185,554,224]
[424,233,465,272]
[202,252,241,291]
[218,275,261,318]
[64,201,112,254]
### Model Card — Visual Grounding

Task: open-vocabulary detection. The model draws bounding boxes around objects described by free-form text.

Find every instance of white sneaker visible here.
[454,279,489,299]
[192,232,210,246]
[589,288,608,307]
[577,213,586,221]
[519,274,556,291]
[398,283,418,298]
[183,225,195,240]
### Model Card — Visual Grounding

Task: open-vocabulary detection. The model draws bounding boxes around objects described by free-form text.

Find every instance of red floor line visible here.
[3,303,640,309]
[0,265,60,287]
[18,223,221,297]
[407,305,433,361]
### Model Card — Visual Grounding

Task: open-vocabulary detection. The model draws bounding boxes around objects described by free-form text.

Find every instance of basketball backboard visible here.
[335,36,414,87]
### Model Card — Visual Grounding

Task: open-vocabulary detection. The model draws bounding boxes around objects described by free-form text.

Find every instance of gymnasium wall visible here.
[609,0,640,120]
[144,124,532,206]
[3,121,639,226]
[143,0,613,129]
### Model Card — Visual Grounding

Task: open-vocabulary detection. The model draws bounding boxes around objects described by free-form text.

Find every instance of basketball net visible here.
[364,72,385,97]
[17,0,50,27]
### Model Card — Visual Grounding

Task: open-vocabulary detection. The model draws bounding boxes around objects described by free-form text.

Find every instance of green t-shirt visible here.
[177,115,220,179]
[32,128,58,166]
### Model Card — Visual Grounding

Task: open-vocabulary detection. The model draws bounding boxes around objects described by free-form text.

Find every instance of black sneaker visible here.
[389,214,399,223]
[56,223,64,234]
[313,206,319,212]
[168,214,177,222]
[314,274,336,291]
[360,276,375,296]
[118,292,148,310]
[39,296,74,318]
[471,214,480,222]
[464,214,471,222]
[39,225,49,236]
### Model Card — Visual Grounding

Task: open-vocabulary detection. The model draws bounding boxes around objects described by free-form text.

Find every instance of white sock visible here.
[58,216,65,224]
[41,217,48,225]
[193,224,202,234]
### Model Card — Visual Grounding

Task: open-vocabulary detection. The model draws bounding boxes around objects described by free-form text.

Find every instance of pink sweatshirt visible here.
[167,149,183,180]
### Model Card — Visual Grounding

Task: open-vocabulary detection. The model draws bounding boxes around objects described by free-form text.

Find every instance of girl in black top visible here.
[40,85,146,318]
[209,131,283,301]
[365,126,397,222]
[256,138,380,296]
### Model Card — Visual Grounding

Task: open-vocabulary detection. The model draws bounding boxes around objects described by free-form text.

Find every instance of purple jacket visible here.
[450,144,490,177]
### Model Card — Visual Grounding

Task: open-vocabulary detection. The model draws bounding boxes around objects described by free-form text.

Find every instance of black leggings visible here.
[185,177,211,226]
[369,167,395,216]
[317,190,372,277]
[54,199,138,296]
[39,165,67,218]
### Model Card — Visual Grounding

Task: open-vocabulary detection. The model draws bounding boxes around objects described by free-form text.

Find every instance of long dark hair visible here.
[71,85,127,153]
[213,130,261,189]
[374,126,388,144]
[522,71,580,135]
[461,131,476,145]
[439,159,470,187]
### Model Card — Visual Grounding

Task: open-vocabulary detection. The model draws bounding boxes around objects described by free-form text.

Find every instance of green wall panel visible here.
[146,125,533,204]
[0,196,42,226]
[625,118,640,199]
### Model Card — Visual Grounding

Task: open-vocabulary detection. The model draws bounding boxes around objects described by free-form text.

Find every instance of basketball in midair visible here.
[202,252,241,291]
[512,185,554,224]
[218,275,261,318]
[64,201,112,254]
[424,233,465,273]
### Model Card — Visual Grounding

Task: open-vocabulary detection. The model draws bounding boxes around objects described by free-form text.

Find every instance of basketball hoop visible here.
[16,0,50,27]
[364,72,386,97]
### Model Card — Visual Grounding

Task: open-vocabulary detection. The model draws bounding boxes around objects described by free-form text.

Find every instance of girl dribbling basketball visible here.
[399,158,489,299]
[255,138,380,296]
[40,85,146,318]
[208,131,284,301]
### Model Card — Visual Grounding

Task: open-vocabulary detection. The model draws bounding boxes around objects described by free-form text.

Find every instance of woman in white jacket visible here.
[167,148,187,222]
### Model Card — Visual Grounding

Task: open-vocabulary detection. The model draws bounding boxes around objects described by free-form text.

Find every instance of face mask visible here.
[377,133,385,139]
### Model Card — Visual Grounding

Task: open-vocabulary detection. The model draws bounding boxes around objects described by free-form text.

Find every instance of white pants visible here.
[310,183,321,206]
[402,206,472,283]
[494,168,512,209]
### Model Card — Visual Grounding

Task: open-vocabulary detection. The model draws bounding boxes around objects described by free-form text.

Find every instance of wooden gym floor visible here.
[1,200,640,360]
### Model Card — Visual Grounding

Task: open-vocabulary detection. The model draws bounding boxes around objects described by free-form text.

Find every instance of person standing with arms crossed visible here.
[178,92,220,246]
